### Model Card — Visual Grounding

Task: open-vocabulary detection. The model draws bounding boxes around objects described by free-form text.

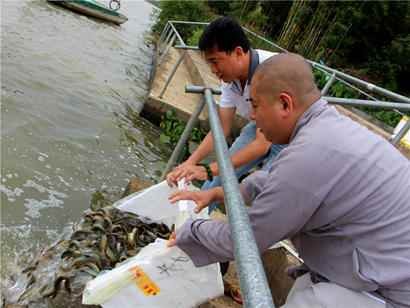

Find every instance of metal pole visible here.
[160,98,207,180]
[168,21,185,46]
[175,45,200,51]
[158,22,170,54]
[185,85,221,95]
[169,20,209,26]
[159,50,186,98]
[192,86,275,308]
[169,20,287,52]
[158,34,176,66]
[312,62,410,104]
[323,97,410,112]
[159,25,173,56]
[321,72,336,95]
[242,27,288,53]
[391,118,410,145]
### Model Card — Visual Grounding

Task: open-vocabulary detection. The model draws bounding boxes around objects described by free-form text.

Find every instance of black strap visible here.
[198,163,213,181]
[247,48,260,85]
[230,49,260,94]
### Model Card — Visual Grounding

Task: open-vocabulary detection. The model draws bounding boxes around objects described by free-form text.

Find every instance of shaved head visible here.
[249,53,321,144]
[252,53,320,107]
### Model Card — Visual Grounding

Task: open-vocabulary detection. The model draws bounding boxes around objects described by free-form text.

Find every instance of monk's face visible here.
[204,46,247,83]
[250,83,295,144]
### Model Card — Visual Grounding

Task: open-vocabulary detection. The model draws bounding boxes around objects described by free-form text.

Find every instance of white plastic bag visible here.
[82,180,224,308]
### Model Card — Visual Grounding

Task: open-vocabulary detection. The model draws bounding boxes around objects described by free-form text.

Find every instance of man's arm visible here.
[209,128,271,176]
[186,106,236,165]
[166,107,236,185]
[175,170,321,266]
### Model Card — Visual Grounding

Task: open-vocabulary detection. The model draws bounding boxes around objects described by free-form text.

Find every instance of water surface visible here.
[1,0,168,280]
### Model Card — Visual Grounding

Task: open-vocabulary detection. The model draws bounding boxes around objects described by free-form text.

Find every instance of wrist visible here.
[198,163,213,181]
[186,156,198,165]
[211,187,224,203]
[209,162,218,176]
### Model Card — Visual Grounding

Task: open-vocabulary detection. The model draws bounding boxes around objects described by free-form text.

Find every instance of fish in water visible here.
[3,178,170,308]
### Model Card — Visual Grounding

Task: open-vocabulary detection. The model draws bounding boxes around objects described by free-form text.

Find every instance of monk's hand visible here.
[167,231,176,247]
[169,189,214,213]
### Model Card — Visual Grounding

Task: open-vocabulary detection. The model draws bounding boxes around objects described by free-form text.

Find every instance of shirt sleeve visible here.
[241,170,270,203]
[176,166,321,267]
[218,82,238,109]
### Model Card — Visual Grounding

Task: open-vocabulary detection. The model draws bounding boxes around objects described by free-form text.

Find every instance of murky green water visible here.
[1,0,168,281]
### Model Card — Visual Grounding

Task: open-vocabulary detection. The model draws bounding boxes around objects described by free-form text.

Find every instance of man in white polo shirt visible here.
[167,17,285,213]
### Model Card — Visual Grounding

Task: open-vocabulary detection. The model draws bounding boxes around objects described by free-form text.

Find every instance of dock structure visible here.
[145,46,214,129]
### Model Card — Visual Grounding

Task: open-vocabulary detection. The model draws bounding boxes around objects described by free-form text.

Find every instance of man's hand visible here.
[166,160,195,186]
[166,164,209,186]
[167,231,176,247]
[169,189,216,213]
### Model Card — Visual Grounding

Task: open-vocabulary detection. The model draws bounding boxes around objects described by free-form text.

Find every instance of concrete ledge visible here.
[143,94,210,130]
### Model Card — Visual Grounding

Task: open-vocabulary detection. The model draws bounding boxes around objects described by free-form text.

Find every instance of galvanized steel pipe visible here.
[323,97,410,112]
[312,62,410,104]
[391,118,410,145]
[160,25,174,56]
[321,72,336,95]
[175,45,200,51]
[168,22,185,46]
[158,22,170,54]
[159,49,185,98]
[158,34,176,66]
[188,86,275,308]
[185,85,221,95]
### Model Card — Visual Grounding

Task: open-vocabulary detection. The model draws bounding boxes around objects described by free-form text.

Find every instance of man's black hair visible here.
[198,16,250,53]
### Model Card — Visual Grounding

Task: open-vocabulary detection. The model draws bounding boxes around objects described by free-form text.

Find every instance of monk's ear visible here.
[278,92,294,116]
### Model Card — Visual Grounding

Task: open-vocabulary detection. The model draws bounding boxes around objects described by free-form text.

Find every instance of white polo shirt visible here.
[219,49,278,120]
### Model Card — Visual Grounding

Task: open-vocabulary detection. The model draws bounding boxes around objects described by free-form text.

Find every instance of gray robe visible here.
[176,99,410,308]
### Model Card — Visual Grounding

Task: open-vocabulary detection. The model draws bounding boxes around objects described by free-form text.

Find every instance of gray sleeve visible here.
[241,170,270,202]
[176,171,321,267]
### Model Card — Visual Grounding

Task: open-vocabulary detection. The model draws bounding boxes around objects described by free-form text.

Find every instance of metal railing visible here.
[156,19,410,307]
[159,84,276,308]
[190,85,275,308]
[155,20,410,145]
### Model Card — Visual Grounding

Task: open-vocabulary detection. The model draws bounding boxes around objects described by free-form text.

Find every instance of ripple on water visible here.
[1,0,166,281]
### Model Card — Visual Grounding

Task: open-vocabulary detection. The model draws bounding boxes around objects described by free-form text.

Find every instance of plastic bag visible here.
[82,180,223,307]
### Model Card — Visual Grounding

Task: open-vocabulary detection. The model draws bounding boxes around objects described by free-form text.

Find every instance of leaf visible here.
[159,134,171,144]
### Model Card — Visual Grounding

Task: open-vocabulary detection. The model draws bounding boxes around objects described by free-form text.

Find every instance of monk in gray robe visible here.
[168,53,410,308]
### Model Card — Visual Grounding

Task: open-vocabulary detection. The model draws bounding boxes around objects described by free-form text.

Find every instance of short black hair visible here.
[199,16,250,53]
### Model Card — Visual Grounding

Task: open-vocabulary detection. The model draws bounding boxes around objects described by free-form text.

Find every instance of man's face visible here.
[249,84,293,144]
[204,47,244,82]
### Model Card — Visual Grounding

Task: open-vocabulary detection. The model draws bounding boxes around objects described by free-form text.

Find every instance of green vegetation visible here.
[186,28,203,46]
[314,69,405,127]
[151,1,210,40]
[159,109,206,158]
[152,1,409,128]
